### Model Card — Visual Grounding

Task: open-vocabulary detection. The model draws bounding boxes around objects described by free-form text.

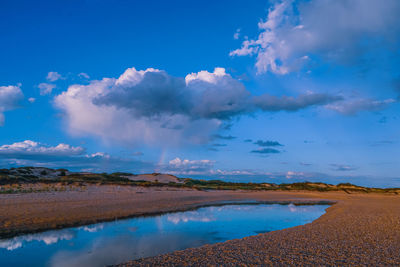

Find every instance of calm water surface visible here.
[0,203,329,267]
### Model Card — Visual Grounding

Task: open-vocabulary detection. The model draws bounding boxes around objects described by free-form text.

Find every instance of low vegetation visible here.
[0,167,399,194]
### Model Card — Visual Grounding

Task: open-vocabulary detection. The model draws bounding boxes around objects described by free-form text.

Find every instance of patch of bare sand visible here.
[125,174,182,183]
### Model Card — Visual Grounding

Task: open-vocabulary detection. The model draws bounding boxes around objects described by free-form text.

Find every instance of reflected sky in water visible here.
[0,203,329,267]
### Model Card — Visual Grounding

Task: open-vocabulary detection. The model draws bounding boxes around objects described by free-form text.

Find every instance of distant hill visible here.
[0,166,399,194]
[0,167,183,184]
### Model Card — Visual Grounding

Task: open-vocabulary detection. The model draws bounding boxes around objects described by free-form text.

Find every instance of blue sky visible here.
[1,0,400,187]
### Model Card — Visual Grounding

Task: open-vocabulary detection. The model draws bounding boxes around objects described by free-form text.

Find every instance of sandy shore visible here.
[1,185,399,265]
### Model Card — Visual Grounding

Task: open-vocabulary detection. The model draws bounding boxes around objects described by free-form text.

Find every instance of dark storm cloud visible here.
[92,69,343,123]
[93,71,191,118]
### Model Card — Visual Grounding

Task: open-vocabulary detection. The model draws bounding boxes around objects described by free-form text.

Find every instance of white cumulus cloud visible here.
[163,157,215,175]
[54,67,340,146]
[0,140,153,173]
[0,85,24,126]
[231,0,400,74]
[0,140,85,157]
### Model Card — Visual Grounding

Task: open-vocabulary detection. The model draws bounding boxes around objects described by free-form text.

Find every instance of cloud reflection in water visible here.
[0,229,75,251]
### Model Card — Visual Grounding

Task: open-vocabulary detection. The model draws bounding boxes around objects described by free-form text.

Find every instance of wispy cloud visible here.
[78,72,90,79]
[254,140,283,147]
[253,93,343,112]
[252,139,283,154]
[233,28,241,40]
[325,98,396,115]
[369,140,396,147]
[38,83,56,95]
[212,134,236,140]
[46,71,63,82]
[330,164,358,171]
[251,148,281,154]
[212,143,227,147]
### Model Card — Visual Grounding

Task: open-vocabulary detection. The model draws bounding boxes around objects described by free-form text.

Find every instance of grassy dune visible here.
[1,166,399,194]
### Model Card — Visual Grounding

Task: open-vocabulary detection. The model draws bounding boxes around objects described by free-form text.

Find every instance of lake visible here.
[0,202,330,267]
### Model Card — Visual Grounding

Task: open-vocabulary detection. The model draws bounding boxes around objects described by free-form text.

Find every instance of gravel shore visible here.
[1,186,399,266]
